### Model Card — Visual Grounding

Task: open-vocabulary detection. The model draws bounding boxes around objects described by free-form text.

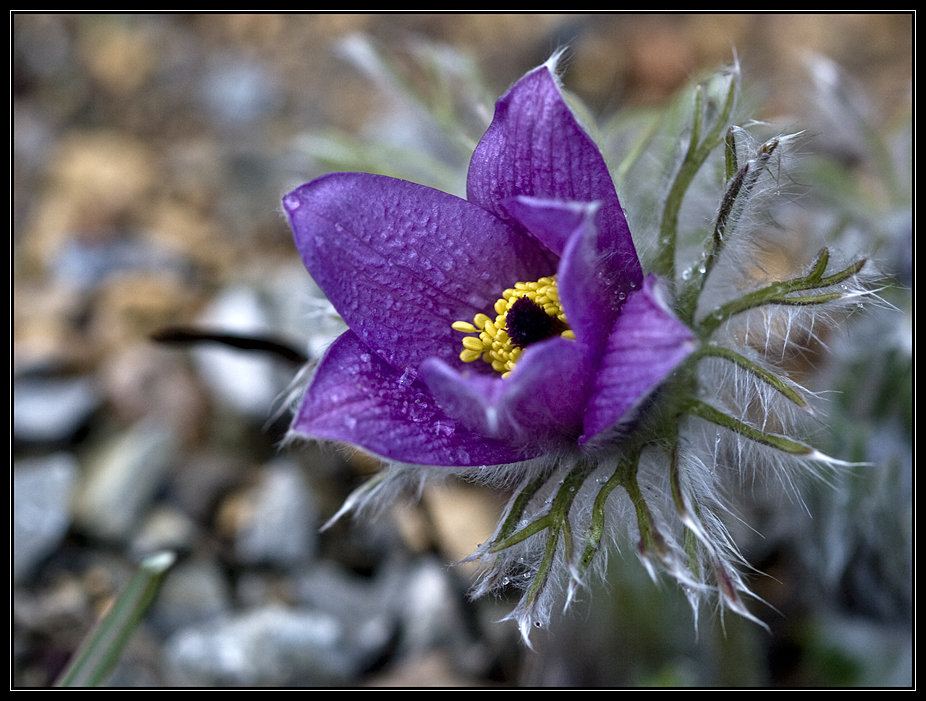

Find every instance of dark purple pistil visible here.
[506,296,568,349]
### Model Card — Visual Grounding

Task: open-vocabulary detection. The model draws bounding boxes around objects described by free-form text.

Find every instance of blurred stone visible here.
[72,418,177,542]
[50,234,191,293]
[90,271,201,353]
[130,506,198,560]
[192,285,287,418]
[151,558,231,635]
[294,561,396,670]
[421,482,502,573]
[13,375,99,444]
[363,650,485,688]
[22,131,157,273]
[12,280,96,370]
[77,21,157,96]
[377,556,473,658]
[232,459,317,568]
[165,605,352,687]
[168,450,243,524]
[201,53,282,130]
[99,342,208,445]
[263,260,346,365]
[13,453,79,582]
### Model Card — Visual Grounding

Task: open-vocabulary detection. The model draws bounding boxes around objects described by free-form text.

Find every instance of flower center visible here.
[452,275,574,377]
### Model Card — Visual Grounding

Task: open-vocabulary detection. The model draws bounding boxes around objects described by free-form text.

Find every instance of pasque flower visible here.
[283,60,695,468]
[283,52,874,641]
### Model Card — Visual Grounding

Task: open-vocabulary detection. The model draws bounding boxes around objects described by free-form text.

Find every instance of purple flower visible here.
[283,60,695,468]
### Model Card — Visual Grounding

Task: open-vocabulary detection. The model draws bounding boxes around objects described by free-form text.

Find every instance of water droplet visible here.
[408,402,429,423]
[618,291,627,301]
[397,367,417,387]
[283,193,300,210]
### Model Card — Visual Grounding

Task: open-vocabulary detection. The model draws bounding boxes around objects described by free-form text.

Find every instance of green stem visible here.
[489,461,590,553]
[623,465,670,562]
[653,72,738,283]
[495,472,548,544]
[683,398,813,456]
[692,343,808,408]
[723,125,738,180]
[514,462,592,612]
[697,251,866,337]
[578,445,643,572]
[668,436,702,579]
[677,136,781,324]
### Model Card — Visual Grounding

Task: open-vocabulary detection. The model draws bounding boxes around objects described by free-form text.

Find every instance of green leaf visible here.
[54,551,176,688]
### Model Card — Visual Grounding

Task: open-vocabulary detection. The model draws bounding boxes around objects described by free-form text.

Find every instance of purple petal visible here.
[501,196,589,257]
[420,335,593,452]
[581,275,696,444]
[467,63,642,294]
[292,331,527,466]
[502,197,621,352]
[284,173,556,375]
[552,201,618,352]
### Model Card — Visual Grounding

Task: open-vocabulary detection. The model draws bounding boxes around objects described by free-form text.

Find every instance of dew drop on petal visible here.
[408,401,429,423]
[397,367,418,387]
[283,193,301,210]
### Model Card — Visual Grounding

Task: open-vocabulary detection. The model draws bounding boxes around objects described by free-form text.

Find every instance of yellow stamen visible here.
[452,275,573,377]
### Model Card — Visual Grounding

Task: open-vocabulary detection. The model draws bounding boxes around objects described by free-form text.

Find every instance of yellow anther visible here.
[460,349,482,363]
[451,274,574,378]
[462,336,484,351]
[452,321,478,333]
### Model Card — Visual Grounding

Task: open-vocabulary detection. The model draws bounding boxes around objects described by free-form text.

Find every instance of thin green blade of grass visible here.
[54,551,176,688]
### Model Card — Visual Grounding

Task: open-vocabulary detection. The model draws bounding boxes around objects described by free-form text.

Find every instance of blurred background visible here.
[13,14,912,687]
